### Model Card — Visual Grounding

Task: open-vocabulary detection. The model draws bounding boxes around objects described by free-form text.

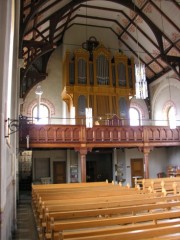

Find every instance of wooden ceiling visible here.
[19,0,180,98]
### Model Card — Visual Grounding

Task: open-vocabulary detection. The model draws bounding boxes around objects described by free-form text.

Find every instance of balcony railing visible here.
[19,122,180,149]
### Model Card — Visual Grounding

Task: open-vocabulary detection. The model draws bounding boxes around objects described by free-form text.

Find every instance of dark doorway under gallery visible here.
[86,151,113,182]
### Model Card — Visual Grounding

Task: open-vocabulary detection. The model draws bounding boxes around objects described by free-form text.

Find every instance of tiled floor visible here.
[12,191,39,240]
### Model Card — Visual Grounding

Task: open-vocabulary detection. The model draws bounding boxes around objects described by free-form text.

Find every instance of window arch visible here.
[168,106,176,129]
[32,104,49,124]
[163,101,177,128]
[129,107,141,126]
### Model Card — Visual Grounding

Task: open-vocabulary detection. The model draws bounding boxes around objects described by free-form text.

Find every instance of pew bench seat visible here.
[47,210,180,240]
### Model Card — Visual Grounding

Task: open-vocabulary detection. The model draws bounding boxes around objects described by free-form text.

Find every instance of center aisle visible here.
[12,191,38,240]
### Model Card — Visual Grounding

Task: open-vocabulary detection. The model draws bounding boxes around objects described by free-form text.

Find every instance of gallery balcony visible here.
[18,116,180,149]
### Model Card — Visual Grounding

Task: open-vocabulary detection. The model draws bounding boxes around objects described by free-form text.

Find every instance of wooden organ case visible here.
[62,38,135,125]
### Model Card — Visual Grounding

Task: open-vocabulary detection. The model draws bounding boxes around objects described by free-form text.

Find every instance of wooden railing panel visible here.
[56,128,64,142]
[19,125,180,148]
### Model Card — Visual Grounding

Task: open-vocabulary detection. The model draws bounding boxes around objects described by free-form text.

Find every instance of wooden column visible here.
[80,152,86,182]
[75,147,91,182]
[139,147,153,179]
[144,149,149,179]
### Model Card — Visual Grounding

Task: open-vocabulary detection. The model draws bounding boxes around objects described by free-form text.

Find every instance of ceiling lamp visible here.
[84,1,93,128]
[135,63,148,99]
[35,85,43,121]
[134,1,148,100]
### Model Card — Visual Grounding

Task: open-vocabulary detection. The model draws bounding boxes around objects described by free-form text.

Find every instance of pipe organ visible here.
[62,39,135,125]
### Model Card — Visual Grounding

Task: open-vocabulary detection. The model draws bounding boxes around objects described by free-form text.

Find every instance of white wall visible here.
[167,147,180,166]
[63,25,120,55]
[0,0,19,238]
[124,147,168,186]
[148,148,168,178]
[150,73,180,126]
[33,150,66,181]
[116,148,126,184]
[23,46,64,123]
[124,148,143,186]
[46,45,64,121]
[32,149,79,183]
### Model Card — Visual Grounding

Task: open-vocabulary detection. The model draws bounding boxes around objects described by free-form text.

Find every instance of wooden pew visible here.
[59,224,180,240]
[35,187,140,200]
[162,181,180,195]
[49,210,180,240]
[36,189,180,234]
[33,185,148,223]
[37,191,157,224]
[42,200,180,238]
[136,177,180,195]
[32,182,133,201]
[32,183,145,233]
[32,181,109,189]
[32,183,126,213]
[61,224,180,240]
[37,191,162,226]
[59,220,180,240]
[38,190,177,213]
[38,193,180,239]
[34,188,156,238]
[46,200,180,219]
[32,182,134,213]
[32,181,111,207]
[32,181,180,240]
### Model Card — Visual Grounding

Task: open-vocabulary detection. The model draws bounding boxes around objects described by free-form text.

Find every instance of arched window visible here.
[129,108,141,126]
[168,106,176,129]
[32,104,49,124]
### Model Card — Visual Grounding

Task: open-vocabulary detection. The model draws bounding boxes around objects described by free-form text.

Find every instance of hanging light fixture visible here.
[35,85,43,122]
[134,1,148,100]
[135,63,148,99]
[84,1,93,128]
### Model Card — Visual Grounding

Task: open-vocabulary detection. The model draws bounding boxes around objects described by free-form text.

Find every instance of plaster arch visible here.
[151,77,180,125]
[26,98,55,118]
[22,46,63,121]
[130,97,149,120]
